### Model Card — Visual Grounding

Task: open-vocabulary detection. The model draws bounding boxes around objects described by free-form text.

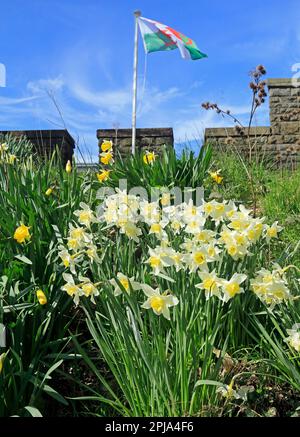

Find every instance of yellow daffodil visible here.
[8,154,17,164]
[209,169,223,184]
[66,160,72,173]
[100,152,114,165]
[97,169,111,182]
[14,224,31,244]
[101,140,113,152]
[143,151,156,165]
[36,289,47,305]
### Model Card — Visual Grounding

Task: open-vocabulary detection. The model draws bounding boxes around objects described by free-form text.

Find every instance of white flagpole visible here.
[131,10,141,155]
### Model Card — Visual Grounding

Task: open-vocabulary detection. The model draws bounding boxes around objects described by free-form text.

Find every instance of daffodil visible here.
[85,243,101,262]
[118,220,141,242]
[194,229,216,244]
[196,270,222,299]
[74,202,96,227]
[110,273,141,296]
[264,221,283,243]
[160,192,171,206]
[101,140,113,152]
[0,143,8,154]
[149,221,168,239]
[184,218,205,235]
[100,151,114,165]
[61,273,81,305]
[58,246,78,274]
[69,224,91,244]
[8,154,17,164]
[143,151,156,165]
[140,201,161,224]
[146,246,173,274]
[78,275,100,304]
[251,266,290,305]
[209,169,223,184]
[170,219,183,234]
[97,169,111,182]
[220,273,247,302]
[14,224,31,244]
[36,289,47,305]
[66,160,72,173]
[286,325,300,352]
[141,284,179,320]
[217,380,240,400]
[184,247,210,273]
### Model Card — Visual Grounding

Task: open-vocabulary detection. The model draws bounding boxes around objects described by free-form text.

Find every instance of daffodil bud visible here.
[66,160,72,173]
[45,188,53,196]
[36,289,47,305]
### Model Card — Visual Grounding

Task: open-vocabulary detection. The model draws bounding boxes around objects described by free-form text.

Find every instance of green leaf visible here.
[24,406,43,417]
[14,255,32,265]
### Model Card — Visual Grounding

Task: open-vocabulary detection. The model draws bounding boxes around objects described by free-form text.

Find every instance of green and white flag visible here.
[138,16,207,61]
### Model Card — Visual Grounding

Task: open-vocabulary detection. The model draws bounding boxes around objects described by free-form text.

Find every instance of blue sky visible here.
[0,0,300,160]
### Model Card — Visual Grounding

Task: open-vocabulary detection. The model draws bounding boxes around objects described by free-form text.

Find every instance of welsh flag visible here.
[138,16,207,61]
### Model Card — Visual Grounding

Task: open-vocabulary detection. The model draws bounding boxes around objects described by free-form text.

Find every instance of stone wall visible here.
[97,128,174,158]
[0,129,75,165]
[204,78,300,168]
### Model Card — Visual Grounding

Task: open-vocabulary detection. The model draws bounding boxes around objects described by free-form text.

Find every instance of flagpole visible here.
[132,10,141,155]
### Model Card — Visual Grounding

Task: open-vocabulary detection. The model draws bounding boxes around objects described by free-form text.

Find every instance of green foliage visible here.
[105,145,212,195]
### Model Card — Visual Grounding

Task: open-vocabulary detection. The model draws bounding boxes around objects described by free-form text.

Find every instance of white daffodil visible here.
[220,273,247,302]
[225,200,238,220]
[228,205,253,232]
[181,200,204,225]
[109,273,141,296]
[195,270,222,300]
[140,200,160,225]
[141,284,179,320]
[61,273,81,305]
[246,218,265,243]
[120,220,142,242]
[184,217,205,235]
[78,275,100,304]
[146,246,174,274]
[85,243,101,262]
[286,325,300,352]
[194,229,217,244]
[184,247,210,273]
[264,221,283,243]
[58,246,78,274]
[205,243,222,262]
[251,267,290,305]
[74,202,96,227]
[149,220,168,239]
